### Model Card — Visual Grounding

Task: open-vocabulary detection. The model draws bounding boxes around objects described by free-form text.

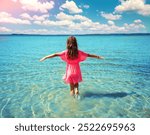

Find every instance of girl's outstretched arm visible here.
[39,52,60,62]
[87,54,104,59]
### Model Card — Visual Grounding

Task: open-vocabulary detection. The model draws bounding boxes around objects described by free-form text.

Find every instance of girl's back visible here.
[59,50,88,64]
[59,49,88,84]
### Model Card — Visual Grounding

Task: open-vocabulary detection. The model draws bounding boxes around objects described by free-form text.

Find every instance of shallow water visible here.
[0,35,150,118]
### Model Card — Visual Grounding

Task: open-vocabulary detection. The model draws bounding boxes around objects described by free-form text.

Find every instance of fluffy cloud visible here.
[123,20,145,32]
[77,19,145,33]
[60,0,82,14]
[0,12,31,24]
[11,19,145,34]
[20,13,49,21]
[35,12,94,29]
[35,12,94,28]
[56,12,91,22]
[56,12,73,21]
[83,5,90,9]
[13,0,54,13]
[34,11,145,33]
[108,20,115,25]
[20,29,50,34]
[33,14,49,21]
[115,0,150,16]
[15,29,71,35]
[20,13,33,20]
[0,26,12,32]
[134,19,142,23]
[34,19,73,27]
[86,19,145,33]
[101,12,122,20]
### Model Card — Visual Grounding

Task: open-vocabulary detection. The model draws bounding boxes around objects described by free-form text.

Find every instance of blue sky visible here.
[0,0,150,34]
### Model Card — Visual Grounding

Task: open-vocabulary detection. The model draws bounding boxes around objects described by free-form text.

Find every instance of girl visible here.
[40,36,104,97]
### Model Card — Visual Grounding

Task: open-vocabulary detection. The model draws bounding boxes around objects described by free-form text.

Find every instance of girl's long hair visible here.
[67,36,78,60]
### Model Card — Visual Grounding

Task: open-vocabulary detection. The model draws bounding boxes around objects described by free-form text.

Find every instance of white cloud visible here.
[0,12,31,24]
[0,26,12,32]
[35,12,95,29]
[123,20,145,32]
[21,29,50,34]
[0,10,146,34]
[20,13,49,21]
[13,18,146,34]
[15,29,72,35]
[75,19,145,33]
[35,12,92,29]
[33,21,42,25]
[35,11,145,33]
[86,19,145,34]
[14,0,54,13]
[115,0,150,16]
[83,5,90,9]
[60,0,82,14]
[138,5,150,16]
[101,12,122,20]
[56,12,73,21]
[36,20,73,27]
[20,13,33,20]
[33,14,49,21]
[108,20,115,25]
[74,15,91,21]
[56,12,91,22]
[134,19,142,23]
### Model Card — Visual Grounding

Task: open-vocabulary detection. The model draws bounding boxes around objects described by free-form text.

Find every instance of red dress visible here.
[58,50,88,84]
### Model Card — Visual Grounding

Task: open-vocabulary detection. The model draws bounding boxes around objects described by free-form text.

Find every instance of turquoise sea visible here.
[0,34,150,118]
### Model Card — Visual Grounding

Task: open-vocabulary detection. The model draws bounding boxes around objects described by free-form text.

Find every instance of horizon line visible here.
[0,33,150,36]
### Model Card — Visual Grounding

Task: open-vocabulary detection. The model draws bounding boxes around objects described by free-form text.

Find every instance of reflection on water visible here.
[0,35,150,118]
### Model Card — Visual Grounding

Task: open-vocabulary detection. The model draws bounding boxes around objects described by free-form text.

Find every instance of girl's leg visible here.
[74,83,79,95]
[70,83,75,96]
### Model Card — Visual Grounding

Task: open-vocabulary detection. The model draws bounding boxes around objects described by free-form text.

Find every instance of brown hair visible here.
[67,36,78,60]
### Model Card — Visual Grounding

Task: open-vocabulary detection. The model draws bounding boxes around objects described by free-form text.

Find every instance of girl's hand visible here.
[97,56,104,59]
[39,57,45,62]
